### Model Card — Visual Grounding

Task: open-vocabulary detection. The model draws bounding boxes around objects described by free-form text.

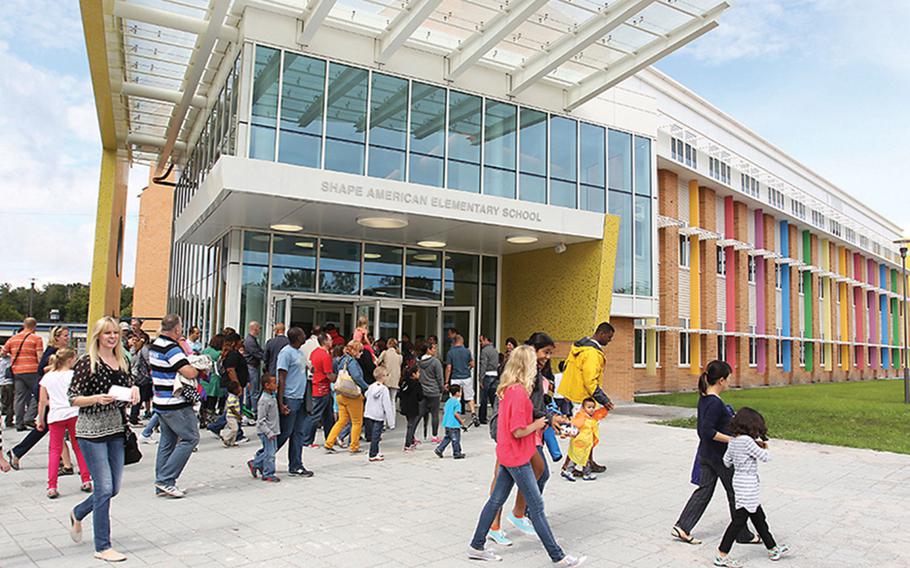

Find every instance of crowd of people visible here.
[0,315,789,566]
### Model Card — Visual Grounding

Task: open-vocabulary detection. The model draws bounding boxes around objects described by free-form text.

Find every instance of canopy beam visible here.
[376,0,444,64]
[297,0,338,46]
[112,0,238,42]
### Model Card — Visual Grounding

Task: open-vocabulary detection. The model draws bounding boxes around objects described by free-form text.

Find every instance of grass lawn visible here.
[635,379,910,455]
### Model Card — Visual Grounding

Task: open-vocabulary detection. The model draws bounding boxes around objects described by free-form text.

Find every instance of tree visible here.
[0,282,133,322]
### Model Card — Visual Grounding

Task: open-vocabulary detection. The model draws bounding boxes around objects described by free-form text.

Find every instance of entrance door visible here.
[355,300,404,343]
[441,307,476,398]
[269,294,291,335]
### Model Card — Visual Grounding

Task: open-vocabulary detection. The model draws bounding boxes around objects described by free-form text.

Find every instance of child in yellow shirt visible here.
[561,397,608,482]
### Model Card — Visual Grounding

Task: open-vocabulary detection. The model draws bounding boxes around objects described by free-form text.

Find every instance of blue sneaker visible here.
[506,511,535,535]
[486,529,513,546]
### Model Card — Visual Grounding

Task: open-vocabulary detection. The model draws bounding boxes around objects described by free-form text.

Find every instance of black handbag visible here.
[5,332,32,380]
[124,426,142,465]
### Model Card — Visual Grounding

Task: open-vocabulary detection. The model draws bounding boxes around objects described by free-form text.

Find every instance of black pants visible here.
[12,407,51,459]
[720,506,776,554]
[419,395,441,438]
[404,414,421,448]
[1,384,13,426]
[676,458,755,543]
[478,375,497,424]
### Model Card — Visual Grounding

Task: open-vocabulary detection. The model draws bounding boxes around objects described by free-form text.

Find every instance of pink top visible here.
[496,384,536,467]
[353,327,367,344]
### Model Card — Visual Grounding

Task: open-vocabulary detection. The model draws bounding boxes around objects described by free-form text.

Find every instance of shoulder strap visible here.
[10,332,34,367]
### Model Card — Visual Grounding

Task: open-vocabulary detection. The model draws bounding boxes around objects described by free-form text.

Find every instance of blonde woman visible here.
[467,345,585,566]
[67,317,139,563]
[324,340,368,454]
[377,338,403,410]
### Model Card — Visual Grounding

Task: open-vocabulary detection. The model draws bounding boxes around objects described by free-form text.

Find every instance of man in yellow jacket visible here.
[558,322,615,473]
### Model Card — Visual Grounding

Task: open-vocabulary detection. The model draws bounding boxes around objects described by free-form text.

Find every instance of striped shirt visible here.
[149,336,191,410]
[723,435,771,513]
[3,332,43,375]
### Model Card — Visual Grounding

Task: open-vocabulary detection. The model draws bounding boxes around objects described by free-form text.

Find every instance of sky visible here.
[0,0,906,289]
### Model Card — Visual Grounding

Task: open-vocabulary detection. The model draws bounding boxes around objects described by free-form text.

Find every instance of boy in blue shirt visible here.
[434,385,466,459]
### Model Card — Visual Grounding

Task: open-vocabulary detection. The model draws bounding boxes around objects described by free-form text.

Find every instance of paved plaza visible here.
[2,405,909,568]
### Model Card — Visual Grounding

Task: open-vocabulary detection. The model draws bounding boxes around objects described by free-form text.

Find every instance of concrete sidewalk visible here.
[1,406,908,567]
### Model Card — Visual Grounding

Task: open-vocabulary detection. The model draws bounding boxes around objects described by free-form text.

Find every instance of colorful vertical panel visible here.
[689,180,701,374]
[780,221,791,372]
[802,230,813,370]
[755,210,766,373]
[725,196,736,370]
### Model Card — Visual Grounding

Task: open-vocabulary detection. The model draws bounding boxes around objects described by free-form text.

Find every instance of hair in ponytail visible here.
[698,359,732,396]
[48,348,76,372]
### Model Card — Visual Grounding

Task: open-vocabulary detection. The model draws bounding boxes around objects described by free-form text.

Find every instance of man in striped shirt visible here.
[1,318,44,430]
[149,314,199,499]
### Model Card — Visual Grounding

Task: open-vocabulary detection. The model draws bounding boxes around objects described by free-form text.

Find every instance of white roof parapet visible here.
[509,0,656,97]
[376,0,444,64]
[298,0,339,47]
[446,0,548,80]
[565,2,729,111]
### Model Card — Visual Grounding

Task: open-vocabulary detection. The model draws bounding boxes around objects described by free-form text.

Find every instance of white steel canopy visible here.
[94,0,727,171]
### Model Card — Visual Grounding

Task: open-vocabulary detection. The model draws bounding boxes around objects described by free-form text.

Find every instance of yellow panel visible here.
[80,0,117,150]
[645,318,657,376]
[501,215,620,344]
[88,149,129,325]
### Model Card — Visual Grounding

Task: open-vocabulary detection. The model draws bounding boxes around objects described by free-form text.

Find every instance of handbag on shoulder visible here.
[333,361,362,398]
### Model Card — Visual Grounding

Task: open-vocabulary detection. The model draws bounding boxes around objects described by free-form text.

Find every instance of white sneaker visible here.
[467,548,502,562]
[94,549,127,562]
[555,555,587,567]
[140,434,156,445]
[155,484,185,498]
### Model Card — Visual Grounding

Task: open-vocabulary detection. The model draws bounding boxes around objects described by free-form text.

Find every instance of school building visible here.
[80,0,908,400]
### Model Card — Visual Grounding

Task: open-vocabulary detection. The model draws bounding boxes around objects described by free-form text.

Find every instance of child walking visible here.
[714,407,789,567]
[399,365,423,451]
[37,349,92,498]
[364,367,396,462]
[434,384,466,459]
[561,397,608,482]
[248,374,281,482]
[221,381,243,447]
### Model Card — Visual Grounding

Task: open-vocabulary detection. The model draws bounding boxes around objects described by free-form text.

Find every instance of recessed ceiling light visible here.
[271,223,303,232]
[252,234,271,242]
[413,254,438,262]
[507,235,538,245]
[364,253,382,259]
[295,241,315,248]
[417,240,446,248]
[357,216,408,229]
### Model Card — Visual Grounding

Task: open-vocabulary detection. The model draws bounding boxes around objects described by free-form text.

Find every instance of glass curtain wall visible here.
[363,244,403,297]
[319,239,361,294]
[608,130,633,295]
[240,232,270,334]
[278,53,325,168]
[447,91,482,193]
[444,253,480,306]
[249,45,280,160]
[324,64,368,174]
[518,109,547,203]
[484,101,517,198]
[549,116,577,208]
[271,234,316,292]
[633,135,653,296]
[406,249,442,300]
[409,82,446,187]
[480,256,498,344]
[580,123,606,213]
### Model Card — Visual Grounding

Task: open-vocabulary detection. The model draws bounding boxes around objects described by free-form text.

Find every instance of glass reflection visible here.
[634,135,652,196]
[324,63,368,175]
[519,109,547,203]
[447,91,481,193]
[484,101,516,198]
[634,195,652,295]
[406,249,442,300]
[609,190,632,294]
[363,244,403,297]
[319,239,361,295]
[580,122,605,213]
[550,116,577,208]
[271,235,316,292]
[368,73,409,180]
[444,252,480,306]
[409,82,446,187]
[249,46,280,160]
[608,129,632,192]
[278,53,325,168]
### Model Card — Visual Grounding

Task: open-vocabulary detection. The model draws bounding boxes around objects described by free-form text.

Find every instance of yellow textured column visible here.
[688,180,701,374]
[88,149,129,325]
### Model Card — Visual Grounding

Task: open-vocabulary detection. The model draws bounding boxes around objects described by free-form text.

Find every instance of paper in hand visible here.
[108,385,133,402]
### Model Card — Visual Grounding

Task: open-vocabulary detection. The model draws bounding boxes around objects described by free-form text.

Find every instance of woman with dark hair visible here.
[671,360,757,546]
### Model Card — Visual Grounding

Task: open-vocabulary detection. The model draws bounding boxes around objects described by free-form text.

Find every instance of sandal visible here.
[671,526,702,545]
[47,489,59,499]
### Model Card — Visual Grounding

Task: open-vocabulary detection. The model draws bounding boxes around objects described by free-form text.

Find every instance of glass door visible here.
[378,304,402,342]
[268,294,291,336]
[441,306,476,363]
[354,300,379,342]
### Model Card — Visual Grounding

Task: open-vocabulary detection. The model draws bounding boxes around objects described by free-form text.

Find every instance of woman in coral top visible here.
[466,345,586,567]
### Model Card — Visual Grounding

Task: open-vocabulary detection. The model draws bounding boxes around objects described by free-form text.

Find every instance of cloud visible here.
[0,0,83,52]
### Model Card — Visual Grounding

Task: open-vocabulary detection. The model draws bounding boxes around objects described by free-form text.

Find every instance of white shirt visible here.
[40,370,79,424]
[300,336,320,372]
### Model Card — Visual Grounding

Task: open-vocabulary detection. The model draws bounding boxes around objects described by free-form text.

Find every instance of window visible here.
[859,235,869,250]
[271,234,316,292]
[483,100,517,198]
[480,256,498,346]
[767,187,785,209]
[812,209,825,229]
[409,82,446,187]
[447,91,482,193]
[775,264,782,290]
[740,173,759,198]
[872,242,881,256]
[444,253,480,306]
[550,117,577,208]
[405,248,442,300]
[775,328,783,367]
[798,273,805,295]
[679,234,690,268]
[748,256,756,283]
[249,46,281,160]
[580,123,606,212]
[837,345,843,366]
[717,247,726,275]
[368,73,408,180]
[633,136,653,296]
[679,331,690,367]
[853,345,860,367]
[799,334,806,367]
[829,219,842,238]
[717,323,726,362]
[671,137,696,168]
[324,63,368,175]
[748,325,757,367]
[633,328,660,367]
[362,244,403,297]
[240,232,270,332]
[819,279,825,299]
[709,156,730,184]
[279,52,325,168]
[518,109,547,203]
[819,336,826,366]
[791,199,806,220]
[844,228,856,244]
[319,239,361,295]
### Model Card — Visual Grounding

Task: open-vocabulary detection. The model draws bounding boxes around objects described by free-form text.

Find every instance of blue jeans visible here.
[74,436,124,552]
[207,411,245,441]
[141,412,159,438]
[277,397,308,471]
[253,434,277,477]
[364,418,384,458]
[478,375,498,423]
[301,393,335,445]
[155,406,200,487]
[470,462,565,562]
[436,427,463,457]
[246,365,261,415]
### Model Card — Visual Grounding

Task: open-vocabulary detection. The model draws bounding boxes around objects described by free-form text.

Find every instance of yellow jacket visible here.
[557,339,606,403]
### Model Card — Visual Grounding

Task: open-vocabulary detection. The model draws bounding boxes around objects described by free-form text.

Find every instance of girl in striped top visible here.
[714,408,789,567]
